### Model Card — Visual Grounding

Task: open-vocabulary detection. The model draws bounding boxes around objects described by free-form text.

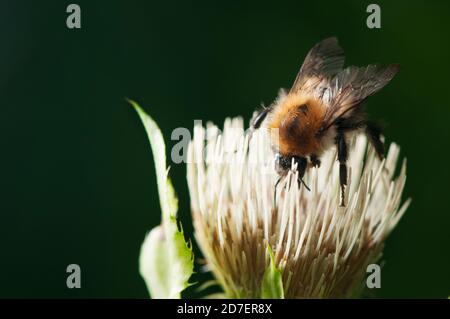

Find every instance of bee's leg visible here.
[294,156,311,191]
[365,121,385,159]
[310,154,321,167]
[335,131,348,206]
[250,106,271,130]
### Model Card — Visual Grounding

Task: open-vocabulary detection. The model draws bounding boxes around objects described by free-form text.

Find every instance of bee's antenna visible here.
[273,176,282,208]
[298,178,311,192]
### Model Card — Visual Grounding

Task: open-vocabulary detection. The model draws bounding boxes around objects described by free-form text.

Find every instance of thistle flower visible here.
[187,117,410,298]
[133,102,410,299]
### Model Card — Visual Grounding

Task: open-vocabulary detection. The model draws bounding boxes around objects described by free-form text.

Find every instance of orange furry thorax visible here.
[269,93,326,157]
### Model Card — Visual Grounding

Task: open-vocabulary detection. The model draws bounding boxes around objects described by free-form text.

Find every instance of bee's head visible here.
[274,153,293,175]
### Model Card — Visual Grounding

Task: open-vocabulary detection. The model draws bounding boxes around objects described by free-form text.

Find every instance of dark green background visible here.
[1,0,449,298]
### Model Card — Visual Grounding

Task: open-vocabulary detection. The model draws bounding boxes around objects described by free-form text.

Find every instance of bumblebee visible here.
[251,37,399,205]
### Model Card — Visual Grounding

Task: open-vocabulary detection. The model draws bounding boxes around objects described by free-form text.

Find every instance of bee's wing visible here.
[290,37,345,93]
[321,64,400,131]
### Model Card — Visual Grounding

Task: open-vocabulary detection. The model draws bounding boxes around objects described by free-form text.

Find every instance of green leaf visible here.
[130,99,194,299]
[139,222,193,299]
[129,99,177,221]
[261,246,284,299]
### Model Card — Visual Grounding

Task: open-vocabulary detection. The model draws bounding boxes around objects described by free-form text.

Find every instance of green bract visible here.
[261,246,284,299]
